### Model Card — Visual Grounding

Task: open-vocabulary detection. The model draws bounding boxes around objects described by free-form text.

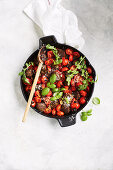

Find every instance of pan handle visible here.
[39,35,57,49]
[57,114,76,127]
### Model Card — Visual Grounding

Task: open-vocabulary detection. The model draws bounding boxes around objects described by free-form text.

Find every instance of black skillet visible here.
[20,35,96,127]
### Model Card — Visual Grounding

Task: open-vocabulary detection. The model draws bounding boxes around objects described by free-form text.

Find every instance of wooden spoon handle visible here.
[22,62,43,122]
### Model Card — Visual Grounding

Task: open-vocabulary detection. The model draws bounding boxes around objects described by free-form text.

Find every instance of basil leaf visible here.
[50,84,56,89]
[87,109,92,114]
[52,88,59,92]
[42,87,50,96]
[92,97,100,105]
[50,74,56,83]
[50,96,57,101]
[47,82,51,88]
[19,71,24,76]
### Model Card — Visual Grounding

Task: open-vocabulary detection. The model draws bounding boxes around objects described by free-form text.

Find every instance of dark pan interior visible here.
[20,42,96,121]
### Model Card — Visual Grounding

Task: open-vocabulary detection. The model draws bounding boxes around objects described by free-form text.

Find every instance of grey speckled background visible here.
[0,0,113,170]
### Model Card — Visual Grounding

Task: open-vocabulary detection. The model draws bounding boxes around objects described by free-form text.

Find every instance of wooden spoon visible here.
[22,47,44,122]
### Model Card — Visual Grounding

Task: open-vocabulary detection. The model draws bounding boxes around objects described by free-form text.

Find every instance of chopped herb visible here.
[64,97,69,104]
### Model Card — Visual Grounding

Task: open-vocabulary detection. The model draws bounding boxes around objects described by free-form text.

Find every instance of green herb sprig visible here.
[46,44,62,65]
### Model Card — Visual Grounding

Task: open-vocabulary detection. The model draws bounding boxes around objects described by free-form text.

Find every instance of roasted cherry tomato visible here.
[41,75,48,84]
[52,108,56,115]
[33,65,38,72]
[87,67,92,74]
[86,86,90,92]
[80,90,87,97]
[45,59,54,65]
[73,52,80,58]
[63,86,70,93]
[56,104,61,111]
[23,78,32,85]
[70,65,76,71]
[62,67,69,72]
[71,86,76,91]
[89,76,93,82]
[79,97,86,104]
[71,102,80,109]
[69,54,73,61]
[34,96,41,103]
[57,81,63,88]
[62,57,68,66]
[76,82,83,87]
[37,77,41,84]
[46,90,52,97]
[25,85,32,92]
[47,66,51,72]
[71,79,75,86]
[42,84,46,89]
[57,111,64,116]
[66,48,73,55]
[31,99,36,107]
[47,51,54,58]
[34,90,40,97]
[44,107,51,114]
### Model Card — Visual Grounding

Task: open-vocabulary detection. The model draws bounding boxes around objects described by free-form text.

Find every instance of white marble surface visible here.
[0,0,113,170]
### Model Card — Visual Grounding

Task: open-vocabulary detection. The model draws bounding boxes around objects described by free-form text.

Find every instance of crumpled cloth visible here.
[24,0,85,50]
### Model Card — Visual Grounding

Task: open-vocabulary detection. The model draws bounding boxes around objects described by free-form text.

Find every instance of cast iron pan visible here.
[20,35,96,127]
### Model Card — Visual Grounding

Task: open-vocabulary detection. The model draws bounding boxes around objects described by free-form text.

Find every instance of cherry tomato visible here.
[57,111,64,116]
[52,108,56,115]
[63,86,70,93]
[46,90,52,97]
[87,67,92,74]
[25,85,32,92]
[89,76,93,82]
[33,66,38,72]
[43,96,51,105]
[71,103,80,109]
[34,90,40,97]
[62,67,69,72]
[47,66,51,72]
[41,75,48,84]
[37,77,41,84]
[69,54,73,61]
[23,78,32,85]
[34,96,41,103]
[44,107,51,114]
[31,99,36,107]
[62,57,68,66]
[70,65,76,71]
[57,81,63,88]
[71,86,76,91]
[76,82,83,87]
[86,86,90,92]
[66,48,73,55]
[42,84,46,89]
[56,104,61,111]
[79,97,86,104]
[47,51,54,58]
[71,79,75,86]
[45,59,54,65]
[80,90,87,97]
[73,52,80,58]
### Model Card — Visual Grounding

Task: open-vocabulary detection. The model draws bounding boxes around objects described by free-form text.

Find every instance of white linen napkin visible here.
[24,0,85,50]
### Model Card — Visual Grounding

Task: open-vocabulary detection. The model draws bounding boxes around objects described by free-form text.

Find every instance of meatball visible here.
[25,68,33,77]
[50,100,59,109]
[61,93,73,114]
[61,103,70,114]
[41,65,47,74]
[57,49,66,58]
[73,90,80,100]
[36,103,46,112]
[40,53,47,62]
